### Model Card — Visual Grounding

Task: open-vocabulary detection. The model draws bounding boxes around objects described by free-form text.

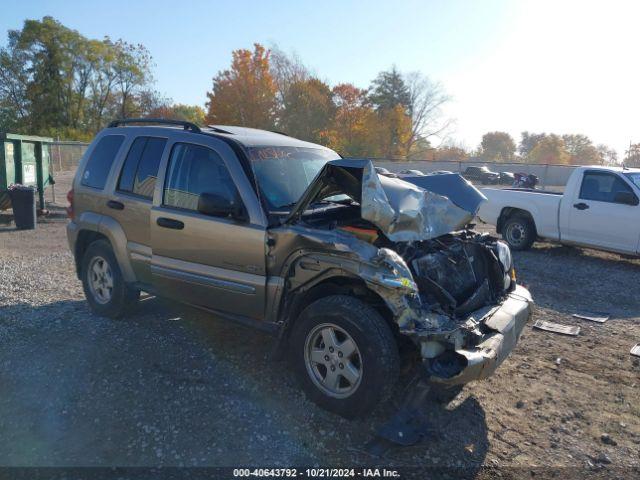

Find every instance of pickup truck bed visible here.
[497,188,562,195]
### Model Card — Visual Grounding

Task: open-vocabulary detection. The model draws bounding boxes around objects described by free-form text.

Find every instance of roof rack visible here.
[206,125,234,134]
[108,118,201,133]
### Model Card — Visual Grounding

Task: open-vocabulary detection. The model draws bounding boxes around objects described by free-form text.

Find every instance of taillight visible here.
[66,189,74,219]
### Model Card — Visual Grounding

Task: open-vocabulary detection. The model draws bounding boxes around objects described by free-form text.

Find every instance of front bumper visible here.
[426,285,533,385]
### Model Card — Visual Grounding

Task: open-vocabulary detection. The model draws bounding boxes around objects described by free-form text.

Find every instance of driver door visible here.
[565,170,640,254]
[150,139,267,320]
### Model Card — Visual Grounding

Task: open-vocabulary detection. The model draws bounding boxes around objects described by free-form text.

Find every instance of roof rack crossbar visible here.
[108,118,201,133]
[206,125,234,134]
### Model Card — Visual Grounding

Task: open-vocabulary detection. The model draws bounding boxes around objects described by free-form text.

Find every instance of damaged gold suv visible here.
[67,119,533,418]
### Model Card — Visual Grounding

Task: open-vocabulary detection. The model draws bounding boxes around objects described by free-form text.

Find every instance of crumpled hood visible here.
[286,159,487,242]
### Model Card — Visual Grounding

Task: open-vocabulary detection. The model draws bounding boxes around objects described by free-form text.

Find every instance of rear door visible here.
[564,170,640,253]
[149,136,267,320]
[107,135,167,285]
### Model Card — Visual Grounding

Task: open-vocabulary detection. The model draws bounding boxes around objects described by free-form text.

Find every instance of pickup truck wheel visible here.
[290,295,400,419]
[81,240,139,318]
[502,216,535,251]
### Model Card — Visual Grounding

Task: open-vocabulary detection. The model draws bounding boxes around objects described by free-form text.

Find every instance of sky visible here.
[1,0,638,156]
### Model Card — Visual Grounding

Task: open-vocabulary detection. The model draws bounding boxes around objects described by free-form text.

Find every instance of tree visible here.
[373,104,412,158]
[562,134,600,165]
[480,131,516,162]
[527,134,571,164]
[279,78,334,143]
[113,40,153,118]
[147,103,206,125]
[86,38,118,131]
[269,46,309,106]
[367,67,413,158]
[624,144,640,167]
[205,43,276,129]
[368,66,411,113]
[321,83,378,157]
[0,30,29,130]
[519,132,547,157]
[404,72,451,157]
[0,17,156,138]
[596,144,618,165]
[435,145,469,162]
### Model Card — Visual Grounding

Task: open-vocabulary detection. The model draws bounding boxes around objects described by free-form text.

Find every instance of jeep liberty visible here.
[67,119,533,418]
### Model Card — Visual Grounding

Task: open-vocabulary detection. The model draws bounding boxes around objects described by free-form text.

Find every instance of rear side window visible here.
[81,135,125,189]
[117,137,167,199]
[579,172,633,203]
[163,143,236,211]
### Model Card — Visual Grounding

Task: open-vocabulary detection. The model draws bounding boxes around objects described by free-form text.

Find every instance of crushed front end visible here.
[363,232,533,385]
[280,159,534,385]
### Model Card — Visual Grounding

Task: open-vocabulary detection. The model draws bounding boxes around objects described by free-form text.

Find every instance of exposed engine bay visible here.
[270,159,530,385]
[298,200,513,325]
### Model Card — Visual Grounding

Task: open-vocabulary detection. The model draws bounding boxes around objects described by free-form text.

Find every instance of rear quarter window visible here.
[81,135,125,189]
[117,136,167,199]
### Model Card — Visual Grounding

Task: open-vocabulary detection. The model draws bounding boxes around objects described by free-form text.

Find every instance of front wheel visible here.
[502,215,535,251]
[290,295,400,418]
[81,240,139,318]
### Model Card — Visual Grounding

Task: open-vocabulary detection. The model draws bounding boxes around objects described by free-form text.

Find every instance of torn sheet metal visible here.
[361,162,476,241]
[631,344,640,357]
[572,312,609,323]
[533,320,580,336]
[286,159,487,242]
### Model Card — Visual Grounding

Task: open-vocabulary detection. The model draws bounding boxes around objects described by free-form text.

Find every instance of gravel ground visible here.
[0,172,638,476]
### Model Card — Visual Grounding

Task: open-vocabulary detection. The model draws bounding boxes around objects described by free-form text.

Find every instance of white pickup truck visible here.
[477,166,640,254]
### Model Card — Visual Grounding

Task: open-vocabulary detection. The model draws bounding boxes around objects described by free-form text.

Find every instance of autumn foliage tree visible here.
[147,103,205,125]
[321,83,377,156]
[279,78,335,144]
[527,134,571,164]
[205,43,276,129]
[480,131,516,162]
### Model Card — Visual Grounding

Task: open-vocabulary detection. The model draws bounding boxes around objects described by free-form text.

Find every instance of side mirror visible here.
[197,192,247,220]
[613,191,639,206]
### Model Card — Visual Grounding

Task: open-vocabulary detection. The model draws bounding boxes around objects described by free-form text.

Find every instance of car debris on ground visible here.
[532,320,580,336]
[630,344,640,357]
[572,312,610,323]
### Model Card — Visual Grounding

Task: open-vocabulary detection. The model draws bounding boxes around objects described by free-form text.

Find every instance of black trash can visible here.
[9,185,37,230]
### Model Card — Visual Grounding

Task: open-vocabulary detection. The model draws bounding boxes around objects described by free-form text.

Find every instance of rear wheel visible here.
[290,295,399,418]
[81,240,139,318]
[502,215,535,251]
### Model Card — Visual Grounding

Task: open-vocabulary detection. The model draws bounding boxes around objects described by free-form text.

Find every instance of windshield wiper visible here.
[273,202,298,211]
[274,197,355,212]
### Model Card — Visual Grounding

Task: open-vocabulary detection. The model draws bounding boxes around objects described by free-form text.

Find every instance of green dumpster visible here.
[0,133,53,211]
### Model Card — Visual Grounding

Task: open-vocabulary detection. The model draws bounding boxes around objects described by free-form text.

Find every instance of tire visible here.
[81,239,139,318]
[502,215,535,251]
[290,295,400,419]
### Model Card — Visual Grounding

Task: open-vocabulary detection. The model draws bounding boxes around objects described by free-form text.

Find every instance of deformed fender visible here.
[97,215,136,282]
[70,212,136,283]
[268,226,445,338]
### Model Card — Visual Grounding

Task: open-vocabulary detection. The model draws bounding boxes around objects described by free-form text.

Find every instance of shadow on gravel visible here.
[526,243,640,268]
[363,396,489,471]
[516,244,640,320]
[0,296,489,468]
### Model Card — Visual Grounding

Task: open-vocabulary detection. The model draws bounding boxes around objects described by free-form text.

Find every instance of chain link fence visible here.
[374,159,577,188]
[45,140,577,189]
[48,141,89,174]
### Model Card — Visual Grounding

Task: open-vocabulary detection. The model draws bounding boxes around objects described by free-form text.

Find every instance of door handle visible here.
[107,200,125,210]
[157,217,184,230]
[573,202,589,210]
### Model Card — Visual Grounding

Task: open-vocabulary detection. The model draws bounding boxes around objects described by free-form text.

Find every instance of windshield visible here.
[624,172,640,189]
[247,146,341,210]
